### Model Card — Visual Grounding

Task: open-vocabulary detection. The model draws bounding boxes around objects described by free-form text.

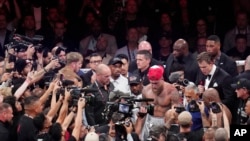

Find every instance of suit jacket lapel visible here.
[217,53,225,67]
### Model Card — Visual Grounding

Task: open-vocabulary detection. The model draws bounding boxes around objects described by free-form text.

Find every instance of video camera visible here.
[54,75,96,106]
[102,95,154,122]
[5,29,44,52]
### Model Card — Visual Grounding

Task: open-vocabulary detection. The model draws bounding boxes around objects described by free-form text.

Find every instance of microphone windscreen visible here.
[169,72,181,83]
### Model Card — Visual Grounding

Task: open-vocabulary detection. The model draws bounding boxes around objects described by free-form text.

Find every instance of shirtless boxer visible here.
[135,65,178,140]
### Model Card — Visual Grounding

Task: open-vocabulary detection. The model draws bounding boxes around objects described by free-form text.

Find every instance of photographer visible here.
[96,112,139,141]
[184,83,205,131]
[201,88,232,128]
[164,104,185,134]
[67,98,87,141]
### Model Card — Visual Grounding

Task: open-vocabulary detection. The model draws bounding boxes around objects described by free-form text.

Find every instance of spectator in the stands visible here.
[206,35,238,77]
[226,34,250,60]
[79,18,118,57]
[115,26,139,62]
[154,32,172,66]
[0,14,12,58]
[223,10,250,52]
[114,0,140,48]
[16,14,39,39]
[94,36,112,64]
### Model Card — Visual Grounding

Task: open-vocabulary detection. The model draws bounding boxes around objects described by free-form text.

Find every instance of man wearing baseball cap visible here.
[128,73,143,99]
[109,57,130,94]
[128,73,143,123]
[231,78,250,124]
[135,65,178,140]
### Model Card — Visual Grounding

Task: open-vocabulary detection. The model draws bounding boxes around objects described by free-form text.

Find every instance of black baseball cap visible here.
[128,74,142,85]
[231,78,250,90]
[108,57,123,65]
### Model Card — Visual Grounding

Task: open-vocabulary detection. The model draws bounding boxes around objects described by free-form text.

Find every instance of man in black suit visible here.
[80,53,103,86]
[206,35,238,77]
[128,41,163,74]
[164,39,199,83]
[196,52,236,112]
[0,103,13,141]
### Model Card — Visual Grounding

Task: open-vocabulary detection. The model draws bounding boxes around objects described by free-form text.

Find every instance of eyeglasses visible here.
[90,60,102,64]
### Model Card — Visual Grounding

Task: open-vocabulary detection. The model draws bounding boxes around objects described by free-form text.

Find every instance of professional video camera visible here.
[5,29,44,52]
[53,75,97,106]
[59,86,96,106]
[102,95,154,122]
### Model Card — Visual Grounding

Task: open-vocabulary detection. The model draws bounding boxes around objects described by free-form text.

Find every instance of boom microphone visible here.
[169,72,181,83]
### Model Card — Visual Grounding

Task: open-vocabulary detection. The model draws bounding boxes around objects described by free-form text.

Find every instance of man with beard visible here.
[135,65,178,140]
[109,57,130,94]
[206,35,238,77]
[0,103,13,141]
[164,39,199,82]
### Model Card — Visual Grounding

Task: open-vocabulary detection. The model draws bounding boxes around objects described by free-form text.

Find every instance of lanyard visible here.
[95,81,106,103]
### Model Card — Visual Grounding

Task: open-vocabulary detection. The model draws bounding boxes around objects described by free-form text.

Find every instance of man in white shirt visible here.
[109,57,130,94]
[196,52,235,113]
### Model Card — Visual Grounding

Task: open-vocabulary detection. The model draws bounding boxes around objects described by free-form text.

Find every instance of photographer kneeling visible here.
[200,88,231,139]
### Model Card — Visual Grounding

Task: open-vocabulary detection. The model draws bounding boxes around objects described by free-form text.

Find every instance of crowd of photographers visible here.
[1,0,250,141]
[0,38,249,141]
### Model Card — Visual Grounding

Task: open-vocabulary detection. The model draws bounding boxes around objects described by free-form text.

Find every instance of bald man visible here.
[202,88,232,126]
[128,41,163,73]
[165,38,199,83]
[85,64,114,125]
[135,65,178,140]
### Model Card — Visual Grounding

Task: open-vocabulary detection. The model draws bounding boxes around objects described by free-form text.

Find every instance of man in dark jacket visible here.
[0,103,13,141]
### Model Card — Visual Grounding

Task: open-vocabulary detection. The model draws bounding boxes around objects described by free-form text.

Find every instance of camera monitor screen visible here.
[118,103,130,114]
